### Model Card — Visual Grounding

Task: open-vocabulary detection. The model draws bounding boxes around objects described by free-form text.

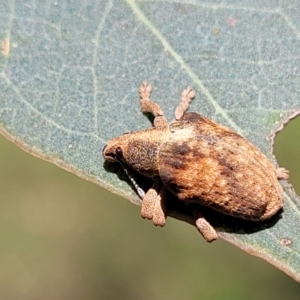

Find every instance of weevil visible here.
[103,83,289,242]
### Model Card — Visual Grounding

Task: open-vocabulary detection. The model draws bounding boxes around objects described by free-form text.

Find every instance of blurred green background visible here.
[0,117,299,300]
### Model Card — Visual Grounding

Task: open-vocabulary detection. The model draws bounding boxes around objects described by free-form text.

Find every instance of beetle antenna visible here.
[119,161,145,199]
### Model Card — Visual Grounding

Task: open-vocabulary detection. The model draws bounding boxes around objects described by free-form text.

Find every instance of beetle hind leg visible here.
[193,210,218,242]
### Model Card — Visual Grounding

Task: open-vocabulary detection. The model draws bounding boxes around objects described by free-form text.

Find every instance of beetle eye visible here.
[115,146,123,158]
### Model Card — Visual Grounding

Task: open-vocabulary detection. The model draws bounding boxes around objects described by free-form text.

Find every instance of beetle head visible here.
[103,130,164,177]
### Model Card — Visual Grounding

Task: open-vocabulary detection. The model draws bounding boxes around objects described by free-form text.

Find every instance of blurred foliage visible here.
[0,117,299,299]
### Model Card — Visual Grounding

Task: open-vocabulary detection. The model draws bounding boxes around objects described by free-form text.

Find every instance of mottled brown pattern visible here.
[159,113,282,221]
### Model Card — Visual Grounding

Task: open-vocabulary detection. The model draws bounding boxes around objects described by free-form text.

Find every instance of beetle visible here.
[103,82,289,242]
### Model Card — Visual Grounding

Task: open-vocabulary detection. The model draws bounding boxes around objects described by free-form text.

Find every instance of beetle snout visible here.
[102,144,117,162]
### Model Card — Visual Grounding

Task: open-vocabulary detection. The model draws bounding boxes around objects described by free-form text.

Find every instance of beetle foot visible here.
[175,86,195,120]
[139,81,152,101]
[141,181,167,227]
[193,210,218,242]
[276,167,289,180]
[139,82,168,129]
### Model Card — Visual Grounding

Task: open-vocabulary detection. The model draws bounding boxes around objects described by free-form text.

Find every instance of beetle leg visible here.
[141,178,167,227]
[193,210,218,242]
[175,87,195,120]
[139,82,168,129]
[276,167,289,180]
[152,186,167,226]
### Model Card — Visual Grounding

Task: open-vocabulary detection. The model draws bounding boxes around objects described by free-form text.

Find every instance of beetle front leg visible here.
[141,178,167,227]
[139,82,168,129]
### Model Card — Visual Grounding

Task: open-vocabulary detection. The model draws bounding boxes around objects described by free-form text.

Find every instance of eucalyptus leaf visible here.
[1,0,300,282]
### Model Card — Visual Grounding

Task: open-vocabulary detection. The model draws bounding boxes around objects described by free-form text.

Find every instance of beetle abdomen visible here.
[158,113,283,221]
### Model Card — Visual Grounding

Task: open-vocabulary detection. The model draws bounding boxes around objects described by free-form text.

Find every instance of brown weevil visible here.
[103,82,289,242]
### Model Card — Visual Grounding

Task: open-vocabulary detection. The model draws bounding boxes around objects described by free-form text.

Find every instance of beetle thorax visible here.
[125,138,160,177]
[119,129,169,178]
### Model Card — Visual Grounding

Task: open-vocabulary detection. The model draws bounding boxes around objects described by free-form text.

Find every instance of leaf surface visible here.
[1,0,300,281]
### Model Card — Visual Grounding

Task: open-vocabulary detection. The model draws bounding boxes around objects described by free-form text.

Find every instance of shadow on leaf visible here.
[103,160,282,237]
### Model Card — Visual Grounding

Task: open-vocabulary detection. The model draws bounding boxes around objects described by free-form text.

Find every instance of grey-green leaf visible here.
[1,0,300,281]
